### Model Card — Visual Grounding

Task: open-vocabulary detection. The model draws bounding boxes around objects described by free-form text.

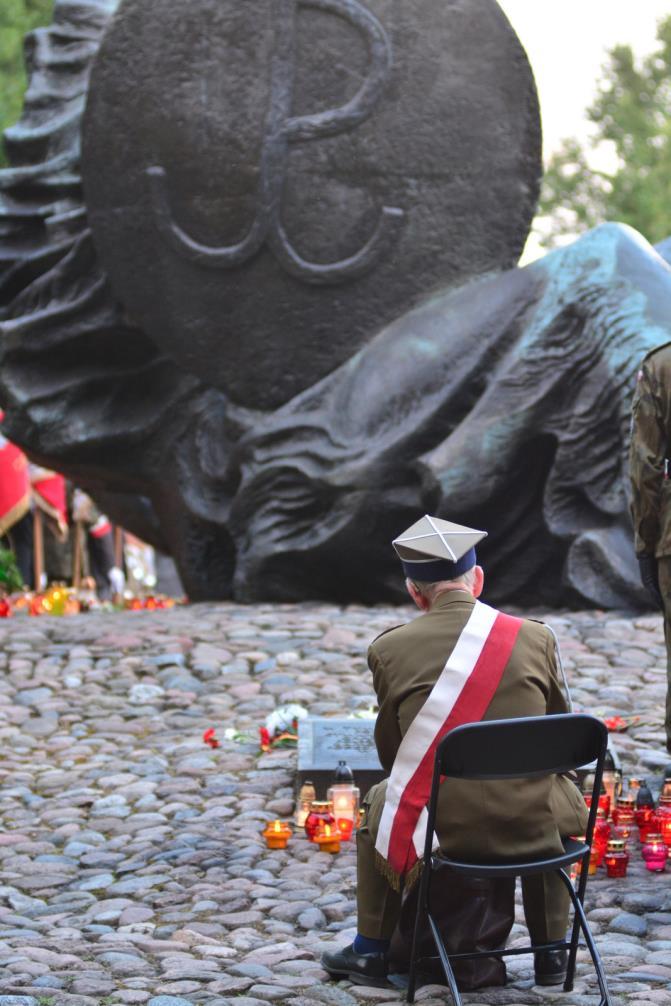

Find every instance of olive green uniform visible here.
[629,343,671,750]
[357,590,588,943]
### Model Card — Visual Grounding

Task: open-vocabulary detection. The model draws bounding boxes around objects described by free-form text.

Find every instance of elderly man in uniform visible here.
[630,345,671,754]
[321,516,587,989]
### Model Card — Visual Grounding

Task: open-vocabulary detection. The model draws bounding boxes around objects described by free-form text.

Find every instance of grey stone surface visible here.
[610,913,649,938]
[0,602,669,1005]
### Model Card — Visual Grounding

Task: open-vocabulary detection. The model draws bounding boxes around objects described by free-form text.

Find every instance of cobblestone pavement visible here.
[0,603,670,1006]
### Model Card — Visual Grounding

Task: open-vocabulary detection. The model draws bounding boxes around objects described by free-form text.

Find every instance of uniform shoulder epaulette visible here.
[370,623,404,646]
[639,339,671,365]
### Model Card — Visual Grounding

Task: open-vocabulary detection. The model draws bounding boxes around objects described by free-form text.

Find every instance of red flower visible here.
[259,726,271,751]
[603,716,627,732]
[203,727,220,748]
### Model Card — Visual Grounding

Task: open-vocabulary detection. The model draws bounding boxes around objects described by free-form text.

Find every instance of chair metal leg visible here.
[557,869,611,1006]
[406,881,423,1003]
[427,912,462,1006]
[407,860,435,1003]
[563,869,582,992]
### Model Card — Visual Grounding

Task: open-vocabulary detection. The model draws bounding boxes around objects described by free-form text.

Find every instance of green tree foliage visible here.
[539,16,671,249]
[0,545,24,593]
[0,0,54,168]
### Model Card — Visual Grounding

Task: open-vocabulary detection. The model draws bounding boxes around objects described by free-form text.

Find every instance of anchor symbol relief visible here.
[147,0,403,285]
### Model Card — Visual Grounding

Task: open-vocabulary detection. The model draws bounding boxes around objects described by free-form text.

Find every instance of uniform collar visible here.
[431,589,476,610]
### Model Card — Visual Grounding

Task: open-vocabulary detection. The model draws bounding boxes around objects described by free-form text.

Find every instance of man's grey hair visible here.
[409,565,477,604]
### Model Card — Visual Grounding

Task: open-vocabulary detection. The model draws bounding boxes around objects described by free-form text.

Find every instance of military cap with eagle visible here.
[392,515,487,582]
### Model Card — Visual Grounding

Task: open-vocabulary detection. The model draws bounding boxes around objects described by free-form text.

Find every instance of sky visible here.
[499,0,671,157]
[497,1,671,259]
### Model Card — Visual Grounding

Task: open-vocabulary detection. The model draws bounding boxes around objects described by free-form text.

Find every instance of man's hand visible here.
[637,553,665,611]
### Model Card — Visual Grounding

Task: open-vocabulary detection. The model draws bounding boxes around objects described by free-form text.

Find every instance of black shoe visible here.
[534,948,568,986]
[321,942,388,987]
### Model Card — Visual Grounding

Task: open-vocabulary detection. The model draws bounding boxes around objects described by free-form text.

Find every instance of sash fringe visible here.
[374,850,423,893]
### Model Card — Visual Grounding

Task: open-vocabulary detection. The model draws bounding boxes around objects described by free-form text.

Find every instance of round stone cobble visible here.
[0,602,668,1005]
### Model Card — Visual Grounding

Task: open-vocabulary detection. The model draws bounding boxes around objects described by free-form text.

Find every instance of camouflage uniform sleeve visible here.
[629,361,666,555]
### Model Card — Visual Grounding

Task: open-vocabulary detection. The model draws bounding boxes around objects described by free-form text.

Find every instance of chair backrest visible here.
[437,713,607,781]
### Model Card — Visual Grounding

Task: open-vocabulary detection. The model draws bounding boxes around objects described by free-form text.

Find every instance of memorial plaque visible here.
[81,0,541,410]
[297,715,385,797]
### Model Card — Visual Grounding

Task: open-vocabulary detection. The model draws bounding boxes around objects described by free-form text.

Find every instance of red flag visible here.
[0,411,30,536]
[30,465,68,535]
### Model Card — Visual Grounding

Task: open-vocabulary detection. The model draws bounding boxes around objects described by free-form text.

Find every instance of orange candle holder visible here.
[262,820,292,849]
[314,822,342,853]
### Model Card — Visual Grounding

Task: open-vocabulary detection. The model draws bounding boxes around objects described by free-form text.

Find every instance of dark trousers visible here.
[356,817,569,944]
[88,531,115,597]
[5,512,33,588]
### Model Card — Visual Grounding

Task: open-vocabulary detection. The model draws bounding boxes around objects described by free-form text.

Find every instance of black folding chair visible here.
[406,713,610,1006]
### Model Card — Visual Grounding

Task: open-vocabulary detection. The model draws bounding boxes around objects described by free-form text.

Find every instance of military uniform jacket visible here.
[366,590,587,862]
[630,343,671,556]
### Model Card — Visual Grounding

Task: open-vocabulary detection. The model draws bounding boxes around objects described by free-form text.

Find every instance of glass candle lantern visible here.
[305,801,335,841]
[659,811,671,848]
[636,779,654,809]
[657,795,671,846]
[661,765,671,800]
[593,810,611,866]
[612,797,635,829]
[602,749,623,810]
[581,772,595,796]
[604,838,629,878]
[627,778,642,800]
[337,818,354,841]
[295,779,316,828]
[642,832,668,872]
[333,760,354,782]
[29,594,45,616]
[575,839,599,877]
[637,808,660,843]
[262,820,292,849]
[327,783,360,827]
[585,792,611,820]
[609,824,629,848]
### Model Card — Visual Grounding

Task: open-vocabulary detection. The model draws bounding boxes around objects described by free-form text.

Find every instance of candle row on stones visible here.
[262,763,361,854]
[0,585,178,616]
[582,765,671,877]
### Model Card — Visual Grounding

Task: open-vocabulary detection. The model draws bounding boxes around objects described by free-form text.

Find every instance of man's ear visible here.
[472,565,484,598]
[406,578,429,610]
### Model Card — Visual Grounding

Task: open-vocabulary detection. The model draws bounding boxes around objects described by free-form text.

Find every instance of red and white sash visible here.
[375,600,522,882]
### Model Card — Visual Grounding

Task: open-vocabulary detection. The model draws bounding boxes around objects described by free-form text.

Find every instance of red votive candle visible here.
[304,802,335,841]
[585,793,611,819]
[636,805,657,840]
[612,797,635,829]
[593,811,611,866]
[604,838,629,878]
[336,818,354,841]
[642,833,668,872]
